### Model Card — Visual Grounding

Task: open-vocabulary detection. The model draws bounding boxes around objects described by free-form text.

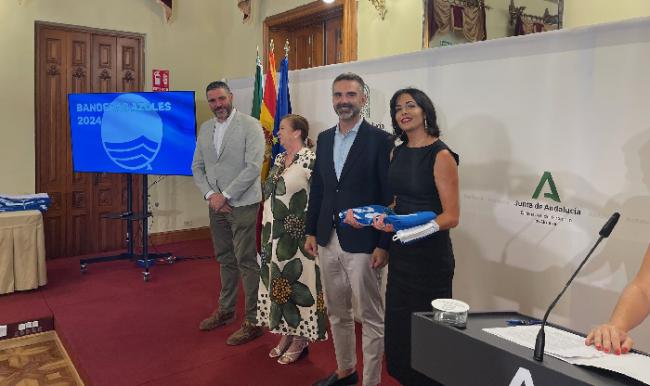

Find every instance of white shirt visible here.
[213,108,236,159]
[205,109,236,200]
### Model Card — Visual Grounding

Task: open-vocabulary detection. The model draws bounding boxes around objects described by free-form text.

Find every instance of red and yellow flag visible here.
[260,49,277,180]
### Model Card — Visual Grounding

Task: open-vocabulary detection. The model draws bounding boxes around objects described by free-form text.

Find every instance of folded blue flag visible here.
[0,193,51,212]
[338,205,437,231]
[384,211,437,231]
[338,205,393,227]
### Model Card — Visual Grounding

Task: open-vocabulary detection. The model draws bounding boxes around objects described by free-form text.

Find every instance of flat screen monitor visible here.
[68,91,196,176]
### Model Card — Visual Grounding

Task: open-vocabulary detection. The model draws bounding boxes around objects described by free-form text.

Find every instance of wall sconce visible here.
[369,0,387,20]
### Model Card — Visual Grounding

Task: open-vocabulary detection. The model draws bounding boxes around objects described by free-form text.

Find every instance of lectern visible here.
[411,312,646,386]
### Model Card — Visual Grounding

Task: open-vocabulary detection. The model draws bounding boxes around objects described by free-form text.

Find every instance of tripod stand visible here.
[79,174,172,281]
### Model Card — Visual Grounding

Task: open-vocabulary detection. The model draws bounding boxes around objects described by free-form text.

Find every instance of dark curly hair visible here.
[389,88,440,142]
[205,80,231,95]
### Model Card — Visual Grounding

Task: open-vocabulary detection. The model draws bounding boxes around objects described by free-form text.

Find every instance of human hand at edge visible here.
[585,323,633,355]
[208,193,227,212]
[304,235,318,257]
[218,203,232,213]
[370,247,388,269]
[343,209,364,229]
[371,214,395,233]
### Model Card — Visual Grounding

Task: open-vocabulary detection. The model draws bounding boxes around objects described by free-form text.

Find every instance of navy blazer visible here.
[306,120,393,254]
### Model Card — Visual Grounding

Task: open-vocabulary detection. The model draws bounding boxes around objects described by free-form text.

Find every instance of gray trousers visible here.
[208,203,260,323]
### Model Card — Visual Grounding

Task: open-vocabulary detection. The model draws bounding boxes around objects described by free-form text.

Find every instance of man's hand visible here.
[218,203,233,214]
[370,247,388,269]
[208,193,227,212]
[304,235,318,257]
[372,214,395,233]
[343,209,364,229]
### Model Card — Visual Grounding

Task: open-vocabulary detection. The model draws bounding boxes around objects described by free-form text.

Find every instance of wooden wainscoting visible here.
[149,226,211,246]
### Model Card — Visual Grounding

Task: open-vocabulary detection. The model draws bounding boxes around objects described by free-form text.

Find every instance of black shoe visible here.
[312,371,358,386]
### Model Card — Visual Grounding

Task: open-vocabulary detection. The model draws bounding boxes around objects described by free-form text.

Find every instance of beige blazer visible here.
[192,110,264,207]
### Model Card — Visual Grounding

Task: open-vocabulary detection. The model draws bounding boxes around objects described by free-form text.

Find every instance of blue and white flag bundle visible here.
[337,205,393,227]
[338,205,439,243]
[0,193,51,212]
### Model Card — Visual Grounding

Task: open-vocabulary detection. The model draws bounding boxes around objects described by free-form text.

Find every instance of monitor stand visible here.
[79,174,172,282]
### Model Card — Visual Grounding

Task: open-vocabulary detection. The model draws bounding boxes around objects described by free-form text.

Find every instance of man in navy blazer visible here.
[306,73,393,386]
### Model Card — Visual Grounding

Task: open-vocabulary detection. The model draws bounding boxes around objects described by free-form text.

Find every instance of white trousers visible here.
[319,230,385,386]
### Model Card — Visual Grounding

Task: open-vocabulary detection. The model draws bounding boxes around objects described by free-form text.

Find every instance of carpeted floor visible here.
[0,240,400,386]
[0,331,84,385]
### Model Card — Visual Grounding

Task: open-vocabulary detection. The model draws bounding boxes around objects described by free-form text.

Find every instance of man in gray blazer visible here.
[192,80,265,345]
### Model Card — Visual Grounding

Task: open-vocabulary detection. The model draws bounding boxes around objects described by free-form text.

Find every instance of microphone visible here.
[533,212,620,361]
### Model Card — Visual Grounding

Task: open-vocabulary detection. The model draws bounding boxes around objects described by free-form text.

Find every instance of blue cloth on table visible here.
[0,193,51,212]
[338,205,436,231]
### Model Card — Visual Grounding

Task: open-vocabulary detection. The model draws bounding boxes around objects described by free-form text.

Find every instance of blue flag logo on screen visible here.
[101,94,164,171]
[68,91,196,176]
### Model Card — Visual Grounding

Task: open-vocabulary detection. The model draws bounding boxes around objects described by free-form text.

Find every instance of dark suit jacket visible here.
[306,120,393,254]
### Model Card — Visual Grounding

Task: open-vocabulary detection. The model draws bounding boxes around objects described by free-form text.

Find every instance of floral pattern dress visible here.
[256,148,327,341]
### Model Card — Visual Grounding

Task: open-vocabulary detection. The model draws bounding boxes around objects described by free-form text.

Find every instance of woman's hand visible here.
[372,214,394,233]
[343,209,364,229]
[585,323,633,355]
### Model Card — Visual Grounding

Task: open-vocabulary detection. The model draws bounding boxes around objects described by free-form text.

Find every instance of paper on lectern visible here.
[483,325,650,384]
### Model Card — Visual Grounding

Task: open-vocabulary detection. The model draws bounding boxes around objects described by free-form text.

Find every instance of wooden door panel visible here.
[91,36,134,252]
[37,29,69,258]
[292,26,313,70]
[43,216,64,258]
[268,29,289,72]
[67,31,93,255]
[92,35,117,93]
[311,24,324,68]
[117,37,140,93]
[325,17,343,65]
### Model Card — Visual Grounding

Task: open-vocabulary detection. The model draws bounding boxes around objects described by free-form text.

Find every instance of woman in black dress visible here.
[373,88,460,385]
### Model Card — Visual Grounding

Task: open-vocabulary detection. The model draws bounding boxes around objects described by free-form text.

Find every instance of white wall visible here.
[228,18,650,351]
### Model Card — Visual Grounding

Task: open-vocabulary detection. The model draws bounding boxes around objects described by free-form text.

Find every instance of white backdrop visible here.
[229,17,650,350]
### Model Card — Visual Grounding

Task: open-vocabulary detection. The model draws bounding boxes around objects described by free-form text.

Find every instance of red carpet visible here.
[0,239,400,386]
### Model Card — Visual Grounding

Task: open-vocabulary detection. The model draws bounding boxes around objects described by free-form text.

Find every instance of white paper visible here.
[571,353,650,384]
[484,325,602,358]
[483,325,650,384]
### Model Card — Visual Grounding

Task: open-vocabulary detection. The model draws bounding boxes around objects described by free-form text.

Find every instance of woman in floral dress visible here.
[257,114,327,365]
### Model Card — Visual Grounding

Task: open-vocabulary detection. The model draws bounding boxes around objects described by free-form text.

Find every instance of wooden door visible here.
[290,24,324,70]
[325,16,343,65]
[263,0,354,71]
[36,24,143,258]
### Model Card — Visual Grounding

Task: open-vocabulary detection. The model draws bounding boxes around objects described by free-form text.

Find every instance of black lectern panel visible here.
[412,312,645,386]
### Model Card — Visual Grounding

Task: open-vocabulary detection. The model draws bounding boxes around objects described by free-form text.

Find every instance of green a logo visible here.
[532,171,561,203]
